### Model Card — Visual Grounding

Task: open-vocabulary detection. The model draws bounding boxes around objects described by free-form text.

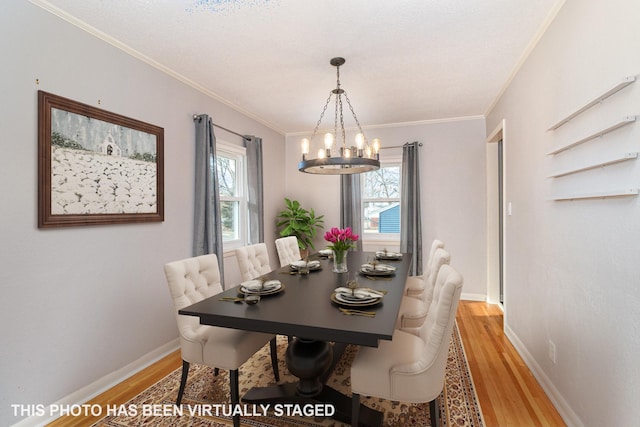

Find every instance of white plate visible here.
[335,292,380,304]
[361,263,397,276]
[240,280,283,295]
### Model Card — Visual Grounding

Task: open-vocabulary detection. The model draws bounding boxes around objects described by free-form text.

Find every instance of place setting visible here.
[375,248,403,261]
[331,276,385,316]
[280,258,322,275]
[220,278,285,305]
[359,257,397,279]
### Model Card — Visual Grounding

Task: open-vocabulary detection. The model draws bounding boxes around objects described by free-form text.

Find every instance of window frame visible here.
[215,141,248,251]
[361,156,402,243]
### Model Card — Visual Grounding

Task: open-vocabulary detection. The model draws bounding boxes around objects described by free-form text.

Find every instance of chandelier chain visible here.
[344,92,368,146]
[309,90,333,142]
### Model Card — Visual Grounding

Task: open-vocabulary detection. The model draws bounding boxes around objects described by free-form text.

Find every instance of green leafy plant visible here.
[276,198,325,251]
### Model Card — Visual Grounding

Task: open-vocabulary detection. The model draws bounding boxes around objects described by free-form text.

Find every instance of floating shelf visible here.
[553,188,639,201]
[549,152,638,178]
[547,116,637,155]
[548,76,636,131]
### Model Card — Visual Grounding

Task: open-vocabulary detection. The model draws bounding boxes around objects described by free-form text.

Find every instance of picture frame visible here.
[38,91,164,228]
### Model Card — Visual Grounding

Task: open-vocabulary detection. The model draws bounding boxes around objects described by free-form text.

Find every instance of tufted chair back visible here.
[163,254,223,364]
[275,236,301,267]
[421,248,451,307]
[405,239,444,299]
[235,243,272,281]
[412,264,464,400]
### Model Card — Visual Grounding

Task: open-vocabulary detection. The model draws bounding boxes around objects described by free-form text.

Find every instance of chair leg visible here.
[351,392,360,427]
[176,360,190,406]
[429,397,440,427]
[214,367,219,376]
[230,369,240,427]
[269,337,280,382]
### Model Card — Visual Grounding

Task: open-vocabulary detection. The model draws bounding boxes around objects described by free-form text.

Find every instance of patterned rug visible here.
[92,323,483,426]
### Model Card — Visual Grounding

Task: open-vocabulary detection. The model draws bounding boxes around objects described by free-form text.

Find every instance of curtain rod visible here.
[380,141,423,150]
[193,114,245,138]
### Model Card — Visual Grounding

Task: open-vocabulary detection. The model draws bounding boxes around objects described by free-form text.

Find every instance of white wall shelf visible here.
[553,188,639,201]
[547,116,636,155]
[548,152,638,178]
[547,76,636,131]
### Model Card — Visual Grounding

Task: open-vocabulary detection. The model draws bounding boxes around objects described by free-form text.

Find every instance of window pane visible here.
[363,201,401,233]
[216,156,237,197]
[220,201,239,241]
[363,166,400,198]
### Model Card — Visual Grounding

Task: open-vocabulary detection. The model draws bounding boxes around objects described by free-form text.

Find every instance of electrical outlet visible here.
[548,340,556,364]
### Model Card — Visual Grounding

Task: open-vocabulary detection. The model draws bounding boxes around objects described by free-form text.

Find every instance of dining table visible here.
[179,250,411,426]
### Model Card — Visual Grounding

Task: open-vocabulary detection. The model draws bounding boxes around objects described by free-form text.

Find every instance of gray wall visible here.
[0,2,285,425]
[486,0,640,425]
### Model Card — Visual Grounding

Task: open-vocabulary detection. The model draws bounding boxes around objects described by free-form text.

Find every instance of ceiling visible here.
[35,0,563,135]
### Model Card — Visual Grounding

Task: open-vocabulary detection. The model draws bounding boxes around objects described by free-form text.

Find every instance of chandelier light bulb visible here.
[317,148,326,159]
[301,138,310,154]
[355,133,364,149]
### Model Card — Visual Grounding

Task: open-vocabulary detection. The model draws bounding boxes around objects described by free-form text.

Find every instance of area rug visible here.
[92,323,483,426]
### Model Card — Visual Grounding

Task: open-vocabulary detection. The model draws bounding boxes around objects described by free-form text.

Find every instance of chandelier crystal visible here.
[298,57,381,175]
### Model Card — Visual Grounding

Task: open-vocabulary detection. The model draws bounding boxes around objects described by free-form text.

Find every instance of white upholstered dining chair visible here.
[163,254,279,427]
[350,263,463,427]
[405,239,444,299]
[275,236,302,267]
[235,243,272,281]
[396,247,451,334]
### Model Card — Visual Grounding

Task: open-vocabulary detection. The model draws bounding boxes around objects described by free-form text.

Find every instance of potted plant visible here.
[276,198,325,257]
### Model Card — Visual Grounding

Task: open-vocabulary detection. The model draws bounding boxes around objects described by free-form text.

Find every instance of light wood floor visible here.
[48,300,565,427]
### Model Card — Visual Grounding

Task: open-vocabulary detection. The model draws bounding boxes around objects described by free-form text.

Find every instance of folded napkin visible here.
[334,287,383,299]
[375,251,402,258]
[361,263,396,272]
[318,249,333,256]
[292,260,321,268]
[242,280,280,292]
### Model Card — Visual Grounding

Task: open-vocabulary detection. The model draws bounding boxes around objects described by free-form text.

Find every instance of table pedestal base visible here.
[242,338,382,427]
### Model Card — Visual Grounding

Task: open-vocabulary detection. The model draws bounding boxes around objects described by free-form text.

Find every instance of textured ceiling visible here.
[34,0,563,134]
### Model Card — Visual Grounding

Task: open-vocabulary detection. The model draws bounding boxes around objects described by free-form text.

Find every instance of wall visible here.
[285,118,488,300]
[0,2,285,425]
[486,0,640,425]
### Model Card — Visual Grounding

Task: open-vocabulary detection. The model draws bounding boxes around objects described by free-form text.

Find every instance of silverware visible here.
[219,297,244,302]
[339,307,376,317]
[363,275,392,281]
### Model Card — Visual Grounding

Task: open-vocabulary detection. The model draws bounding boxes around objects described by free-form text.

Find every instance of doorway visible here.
[486,121,506,307]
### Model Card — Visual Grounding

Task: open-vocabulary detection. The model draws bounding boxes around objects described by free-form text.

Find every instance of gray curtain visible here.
[400,141,423,275]
[193,114,225,284]
[244,135,264,244]
[340,174,363,251]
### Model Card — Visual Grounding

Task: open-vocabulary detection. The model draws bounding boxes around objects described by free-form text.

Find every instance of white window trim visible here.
[361,156,402,243]
[216,141,248,252]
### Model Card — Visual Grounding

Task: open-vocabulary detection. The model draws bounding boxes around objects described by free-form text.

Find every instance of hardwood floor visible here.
[48,300,565,427]
[456,301,566,427]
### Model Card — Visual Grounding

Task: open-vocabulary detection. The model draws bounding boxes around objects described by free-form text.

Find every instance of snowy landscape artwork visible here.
[38,91,164,227]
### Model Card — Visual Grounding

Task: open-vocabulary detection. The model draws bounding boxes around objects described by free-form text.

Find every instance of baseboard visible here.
[11,338,180,427]
[503,324,583,427]
[461,292,486,301]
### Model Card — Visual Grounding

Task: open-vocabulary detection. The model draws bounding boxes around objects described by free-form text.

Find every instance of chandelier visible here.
[298,57,381,174]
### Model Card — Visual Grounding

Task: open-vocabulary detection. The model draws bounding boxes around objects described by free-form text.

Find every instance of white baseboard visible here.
[11,338,180,427]
[503,324,583,427]
[461,292,486,301]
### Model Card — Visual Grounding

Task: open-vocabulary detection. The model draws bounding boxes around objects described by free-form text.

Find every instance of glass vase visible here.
[332,249,348,273]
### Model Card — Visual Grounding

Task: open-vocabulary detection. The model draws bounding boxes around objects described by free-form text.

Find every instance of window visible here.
[215,142,247,250]
[362,163,401,239]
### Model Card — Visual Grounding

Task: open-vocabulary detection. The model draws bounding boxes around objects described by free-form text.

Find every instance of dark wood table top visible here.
[179,251,411,347]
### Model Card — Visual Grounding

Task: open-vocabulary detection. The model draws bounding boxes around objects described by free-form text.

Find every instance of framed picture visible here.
[38,91,164,228]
